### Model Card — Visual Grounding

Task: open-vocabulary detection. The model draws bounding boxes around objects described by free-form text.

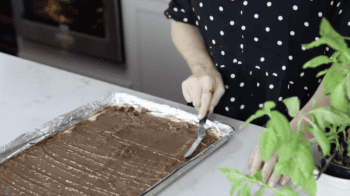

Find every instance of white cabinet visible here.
[121,0,192,104]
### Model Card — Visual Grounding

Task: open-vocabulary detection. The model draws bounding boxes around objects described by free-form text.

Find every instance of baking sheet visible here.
[0,92,235,196]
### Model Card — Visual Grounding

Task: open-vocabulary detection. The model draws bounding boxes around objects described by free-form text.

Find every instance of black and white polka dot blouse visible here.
[164,0,350,127]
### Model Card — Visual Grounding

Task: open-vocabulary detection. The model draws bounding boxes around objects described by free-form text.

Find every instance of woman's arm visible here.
[290,63,350,140]
[171,20,216,74]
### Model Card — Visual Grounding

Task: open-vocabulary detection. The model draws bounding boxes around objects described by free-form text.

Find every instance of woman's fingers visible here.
[208,85,225,113]
[182,81,192,103]
[198,77,215,120]
[249,146,291,187]
[208,71,225,114]
[181,67,225,117]
[248,159,252,168]
[249,145,259,168]
[261,152,279,184]
[198,89,213,119]
[250,146,263,176]
[280,175,291,186]
[192,85,202,110]
[268,171,282,188]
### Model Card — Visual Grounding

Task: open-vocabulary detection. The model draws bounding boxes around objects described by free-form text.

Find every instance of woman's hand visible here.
[248,116,304,188]
[248,145,291,187]
[182,64,225,120]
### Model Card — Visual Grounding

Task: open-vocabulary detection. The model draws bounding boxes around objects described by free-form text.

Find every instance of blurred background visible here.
[1,0,191,104]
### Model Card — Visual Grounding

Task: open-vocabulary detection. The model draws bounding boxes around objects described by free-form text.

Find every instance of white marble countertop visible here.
[0,52,311,195]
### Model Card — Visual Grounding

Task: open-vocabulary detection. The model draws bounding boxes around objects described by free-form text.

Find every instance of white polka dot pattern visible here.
[163,0,345,126]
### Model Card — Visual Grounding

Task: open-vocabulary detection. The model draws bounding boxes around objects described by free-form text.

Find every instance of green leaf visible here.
[263,101,276,111]
[309,106,350,130]
[319,18,339,38]
[302,37,330,50]
[337,53,348,65]
[303,125,313,134]
[274,185,299,196]
[300,175,317,196]
[270,123,282,139]
[218,167,247,195]
[290,164,302,187]
[319,17,348,51]
[278,142,315,185]
[330,81,349,114]
[332,51,342,61]
[295,145,317,179]
[323,67,346,97]
[274,160,289,177]
[278,142,297,163]
[294,130,306,141]
[282,97,300,117]
[240,109,268,129]
[259,128,279,162]
[316,69,329,78]
[248,170,264,183]
[270,111,293,141]
[229,179,245,196]
[218,168,280,196]
[308,125,331,157]
[299,140,315,149]
[217,167,245,183]
[265,119,273,129]
[237,183,251,196]
[302,55,334,69]
[229,184,235,196]
[254,187,266,196]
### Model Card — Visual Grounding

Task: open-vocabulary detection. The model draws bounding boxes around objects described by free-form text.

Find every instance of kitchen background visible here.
[1,0,195,105]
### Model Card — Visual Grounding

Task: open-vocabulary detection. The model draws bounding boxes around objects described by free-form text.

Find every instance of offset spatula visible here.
[185,103,209,159]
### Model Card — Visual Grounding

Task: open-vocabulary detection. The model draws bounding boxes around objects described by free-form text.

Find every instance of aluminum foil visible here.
[0,92,235,195]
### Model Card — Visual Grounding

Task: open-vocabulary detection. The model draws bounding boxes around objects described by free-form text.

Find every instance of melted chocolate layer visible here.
[0,105,220,196]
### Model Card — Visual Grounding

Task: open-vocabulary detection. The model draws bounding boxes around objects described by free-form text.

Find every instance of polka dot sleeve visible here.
[325,0,350,58]
[164,0,198,27]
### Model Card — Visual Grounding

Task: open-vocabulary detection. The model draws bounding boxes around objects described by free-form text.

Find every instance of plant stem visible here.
[325,131,336,137]
[327,135,339,141]
[303,117,317,131]
[316,153,336,180]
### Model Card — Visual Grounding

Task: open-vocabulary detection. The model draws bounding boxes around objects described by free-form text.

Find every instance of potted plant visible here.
[217,17,350,196]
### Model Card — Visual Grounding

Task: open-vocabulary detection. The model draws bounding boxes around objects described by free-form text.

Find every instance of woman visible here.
[164,0,350,188]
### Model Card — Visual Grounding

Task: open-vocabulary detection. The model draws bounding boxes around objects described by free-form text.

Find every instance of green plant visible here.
[217,17,350,196]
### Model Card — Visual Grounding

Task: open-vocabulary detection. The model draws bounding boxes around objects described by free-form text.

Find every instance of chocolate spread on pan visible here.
[0,105,220,196]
